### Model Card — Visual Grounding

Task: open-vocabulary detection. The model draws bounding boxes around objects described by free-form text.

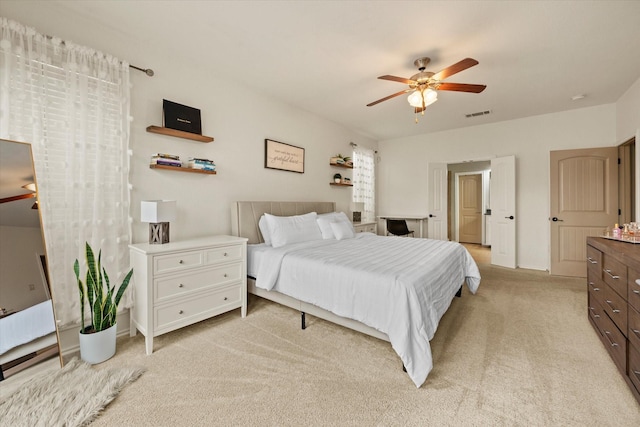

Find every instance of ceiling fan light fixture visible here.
[407,88,438,109]
[407,91,423,108]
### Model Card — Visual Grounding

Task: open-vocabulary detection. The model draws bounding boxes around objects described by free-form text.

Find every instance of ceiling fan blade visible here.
[378,75,416,85]
[367,89,412,107]
[437,82,486,93]
[431,58,479,81]
[0,193,36,204]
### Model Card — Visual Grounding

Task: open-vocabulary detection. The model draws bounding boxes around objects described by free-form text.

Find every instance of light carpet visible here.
[88,253,640,425]
[0,357,145,426]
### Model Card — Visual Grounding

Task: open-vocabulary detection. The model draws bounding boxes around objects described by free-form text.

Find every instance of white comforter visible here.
[255,233,481,387]
[0,299,56,355]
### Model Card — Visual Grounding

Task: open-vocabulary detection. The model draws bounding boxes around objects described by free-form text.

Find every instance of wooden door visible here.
[491,155,516,268]
[550,147,618,277]
[458,173,482,243]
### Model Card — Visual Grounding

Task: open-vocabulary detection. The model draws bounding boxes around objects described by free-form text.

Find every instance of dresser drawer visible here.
[597,306,627,374]
[205,245,243,265]
[629,305,640,353]
[602,283,628,335]
[602,255,627,299]
[588,296,606,334]
[155,284,242,332]
[629,267,640,312]
[154,250,204,275]
[587,275,606,308]
[586,245,602,278]
[629,342,640,394]
[155,262,243,303]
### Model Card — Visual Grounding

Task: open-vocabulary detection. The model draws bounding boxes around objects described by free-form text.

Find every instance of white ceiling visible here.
[7,1,640,142]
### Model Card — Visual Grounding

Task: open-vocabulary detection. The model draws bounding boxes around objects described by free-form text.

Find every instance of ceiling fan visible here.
[0,183,38,209]
[367,57,486,121]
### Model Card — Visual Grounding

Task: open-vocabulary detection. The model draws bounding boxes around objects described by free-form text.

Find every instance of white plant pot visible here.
[79,323,117,364]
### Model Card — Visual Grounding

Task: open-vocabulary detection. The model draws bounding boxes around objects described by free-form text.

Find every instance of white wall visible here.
[377,104,617,271]
[615,76,640,220]
[0,4,377,245]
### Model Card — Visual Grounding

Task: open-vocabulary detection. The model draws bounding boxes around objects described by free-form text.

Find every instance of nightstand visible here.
[353,221,377,234]
[129,235,248,355]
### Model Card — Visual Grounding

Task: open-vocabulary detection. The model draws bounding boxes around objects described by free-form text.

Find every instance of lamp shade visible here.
[141,200,177,223]
[351,202,365,212]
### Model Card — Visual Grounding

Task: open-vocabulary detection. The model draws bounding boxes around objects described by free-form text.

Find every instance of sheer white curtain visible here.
[353,147,375,222]
[0,18,133,327]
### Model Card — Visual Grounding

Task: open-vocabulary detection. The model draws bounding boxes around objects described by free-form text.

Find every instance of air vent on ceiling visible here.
[465,110,492,118]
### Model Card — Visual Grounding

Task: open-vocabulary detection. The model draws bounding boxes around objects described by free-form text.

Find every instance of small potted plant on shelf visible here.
[333,173,342,183]
[74,242,133,364]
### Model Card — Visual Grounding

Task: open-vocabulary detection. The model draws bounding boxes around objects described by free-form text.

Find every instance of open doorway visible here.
[447,161,491,248]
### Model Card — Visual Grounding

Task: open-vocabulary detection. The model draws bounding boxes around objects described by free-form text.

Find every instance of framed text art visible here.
[264,139,305,173]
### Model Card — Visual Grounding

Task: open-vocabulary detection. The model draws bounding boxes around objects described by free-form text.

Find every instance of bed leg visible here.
[301,312,306,330]
[455,286,462,297]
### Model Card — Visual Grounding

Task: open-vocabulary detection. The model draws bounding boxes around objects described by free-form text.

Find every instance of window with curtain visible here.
[0,18,132,327]
[353,147,375,222]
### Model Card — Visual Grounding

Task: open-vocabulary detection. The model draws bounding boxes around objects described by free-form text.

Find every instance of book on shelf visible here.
[188,163,216,171]
[151,159,182,167]
[152,153,180,160]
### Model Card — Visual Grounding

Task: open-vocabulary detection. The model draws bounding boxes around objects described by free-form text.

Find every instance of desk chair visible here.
[386,219,415,237]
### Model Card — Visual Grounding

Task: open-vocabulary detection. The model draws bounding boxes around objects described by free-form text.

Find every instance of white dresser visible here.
[129,235,248,355]
[353,221,377,234]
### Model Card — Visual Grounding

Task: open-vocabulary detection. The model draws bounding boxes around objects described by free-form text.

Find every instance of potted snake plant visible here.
[74,242,133,364]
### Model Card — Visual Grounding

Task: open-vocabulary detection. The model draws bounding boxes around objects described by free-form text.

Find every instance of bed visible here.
[231,201,481,387]
[0,299,59,380]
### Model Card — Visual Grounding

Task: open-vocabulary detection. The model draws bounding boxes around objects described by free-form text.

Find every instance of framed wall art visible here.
[264,139,305,173]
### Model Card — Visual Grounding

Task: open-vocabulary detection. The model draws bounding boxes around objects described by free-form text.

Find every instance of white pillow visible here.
[265,212,323,248]
[317,212,340,239]
[258,215,272,245]
[330,221,355,240]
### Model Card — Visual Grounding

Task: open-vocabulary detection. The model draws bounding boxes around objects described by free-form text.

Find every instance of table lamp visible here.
[141,200,176,244]
[351,202,365,222]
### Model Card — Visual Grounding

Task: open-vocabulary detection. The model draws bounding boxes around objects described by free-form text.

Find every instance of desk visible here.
[378,215,429,238]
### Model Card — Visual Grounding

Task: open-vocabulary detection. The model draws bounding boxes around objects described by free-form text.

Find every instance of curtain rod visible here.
[44,34,154,77]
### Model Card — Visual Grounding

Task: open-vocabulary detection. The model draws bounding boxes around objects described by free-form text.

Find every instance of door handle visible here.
[551,217,563,222]
[505,215,514,220]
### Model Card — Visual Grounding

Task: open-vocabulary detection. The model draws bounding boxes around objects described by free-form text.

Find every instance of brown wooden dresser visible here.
[586,236,640,404]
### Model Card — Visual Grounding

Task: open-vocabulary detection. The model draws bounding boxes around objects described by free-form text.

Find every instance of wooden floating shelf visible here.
[329,163,353,169]
[330,182,353,187]
[146,126,214,143]
[150,164,216,175]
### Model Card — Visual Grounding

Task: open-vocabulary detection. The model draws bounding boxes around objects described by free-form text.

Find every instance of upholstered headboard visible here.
[231,201,337,244]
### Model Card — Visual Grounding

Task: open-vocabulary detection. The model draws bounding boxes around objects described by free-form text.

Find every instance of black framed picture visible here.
[264,139,305,173]
[163,99,202,134]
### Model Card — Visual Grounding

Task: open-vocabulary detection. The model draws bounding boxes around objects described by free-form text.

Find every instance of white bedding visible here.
[0,300,56,355]
[252,233,481,387]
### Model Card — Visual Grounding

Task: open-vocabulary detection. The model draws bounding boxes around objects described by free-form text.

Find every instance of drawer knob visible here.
[604,300,620,313]
[223,273,228,278]
[223,252,228,256]
[178,284,184,288]
[179,310,184,314]
[633,289,640,295]
[179,260,184,264]
[587,257,598,264]
[604,331,619,347]
[588,282,600,291]
[224,297,228,301]
[603,269,619,280]
[633,329,640,337]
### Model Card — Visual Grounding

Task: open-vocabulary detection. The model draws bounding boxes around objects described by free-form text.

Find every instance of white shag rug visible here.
[0,357,145,426]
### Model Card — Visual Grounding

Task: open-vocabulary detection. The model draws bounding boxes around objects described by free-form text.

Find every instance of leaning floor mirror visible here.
[0,139,62,387]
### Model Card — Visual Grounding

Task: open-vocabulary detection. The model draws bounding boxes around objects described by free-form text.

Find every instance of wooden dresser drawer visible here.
[602,255,627,299]
[205,245,243,265]
[629,305,640,352]
[154,250,204,274]
[586,245,602,278]
[597,306,627,374]
[587,275,606,308]
[629,342,640,395]
[588,296,606,334]
[629,266,640,312]
[154,263,243,303]
[602,283,628,335]
[155,284,242,332]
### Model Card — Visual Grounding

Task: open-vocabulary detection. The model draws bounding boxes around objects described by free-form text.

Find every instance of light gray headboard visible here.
[231,201,336,244]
